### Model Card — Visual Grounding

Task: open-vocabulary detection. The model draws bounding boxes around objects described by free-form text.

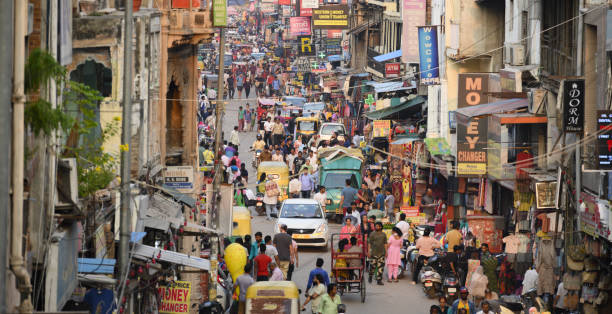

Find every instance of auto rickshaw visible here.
[255,161,289,214]
[231,206,252,242]
[294,116,320,144]
[245,281,300,314]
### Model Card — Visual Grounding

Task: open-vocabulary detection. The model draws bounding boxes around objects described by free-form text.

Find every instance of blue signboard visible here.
[417,26,440,85]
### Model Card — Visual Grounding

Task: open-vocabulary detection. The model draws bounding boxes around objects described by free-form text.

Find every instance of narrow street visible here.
[222,97,436,313]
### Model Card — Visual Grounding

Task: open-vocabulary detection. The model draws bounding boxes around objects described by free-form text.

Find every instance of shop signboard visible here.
[282,5,292,16]
[279,0,291,5]
[372,120,391,138]
[298,36,315,56]
[401,206,419,217]
[562,79,585,133]
[173,0,201,8]
[385,62,401,78]
[212,0,227,27]
[579,192,611,240]
[302,0,319,8]
[300,0,313,16]
[457,73,500,109]
[159,281,192,314]
[312,5,349,29]
[596,110,612,170]
[261,2,276,13]
[456,117,487,176]
[401,0,425,63]
[164,166,194,191]
[290,17,311,36]
[417,26,440,85]
[535,181,556,209]
[327,29,342,39]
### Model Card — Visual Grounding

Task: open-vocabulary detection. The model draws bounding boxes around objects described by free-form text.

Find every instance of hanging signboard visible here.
[164,166,194,191]
[290,17,312,36]
[579,192,612,240]
[300,0,313,16]
[401,206,419,217]
[535,181,556,209]
[212,0,227,27]
[385,63,401,78]
[372,120,391,138]
[562,79,585,133]
[401,0,426,63]
[456,117,487,176]
[312,5,349,29]
[279,0,291,5]
[597,110,612,170]
[159,281,192,314]
[417,26,440,85]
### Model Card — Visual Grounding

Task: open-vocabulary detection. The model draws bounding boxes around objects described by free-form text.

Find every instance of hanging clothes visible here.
[536,239,556,295]
[498,258,517,295]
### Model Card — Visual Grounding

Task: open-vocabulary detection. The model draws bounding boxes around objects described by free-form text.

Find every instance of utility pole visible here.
[209,26,225,303]
[119,0,134,297]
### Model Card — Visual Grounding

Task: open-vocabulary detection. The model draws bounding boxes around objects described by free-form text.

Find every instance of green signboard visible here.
[213,0,227,27]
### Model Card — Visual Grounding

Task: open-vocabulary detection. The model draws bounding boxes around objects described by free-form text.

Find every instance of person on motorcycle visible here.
[450,287,476,314]
[253,134,265,152]
[446,245,467,286]
[413,228,442,284]
[259,145,272,162]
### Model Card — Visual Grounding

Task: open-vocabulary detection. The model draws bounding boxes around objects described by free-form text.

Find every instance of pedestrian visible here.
[340,217,359,242]
[287,231,299,280]
[445,220,463,252]
[339,179,358,217]
[289,176,301,198]
[413,229,441,284]
[264,117,273,145]
[450,287,476,314]
[272,117,284,146]
[271,149,283,162]
[395,213,410,240]
[244,104,251,131]
[267,261,283,281]
[234,262,254,314]
[250,109,256,131]
[230,126,240,146]
[306,258,331,291]
[264,235,280,265]
[318,283,342,314]
[273,224,293,278]
[249,232,264,260]
[240,163,248,183]
[244,78,251,99]
[299,170,314,198]
[253,244,272,281]
[236,73,244,98]
[238,106,245,132]
[227,73,235,99]
[367,222,387,285]
[263,175,280,220]
[439,296,450,314]
[374,187,385,211]
[293,151,306,174]
[301,274,326,314]
[467,266,488,306]
[386,227,403,282]
[384,188,396,222]
[475,301,494,314]
[553,281,568,314]
[313,186,327,212]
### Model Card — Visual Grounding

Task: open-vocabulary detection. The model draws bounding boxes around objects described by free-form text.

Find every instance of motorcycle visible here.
[490,288,549,314]
[419,251,444,298]
[254,192,265,215]
[250,147,262,168]
[442,273,461,304]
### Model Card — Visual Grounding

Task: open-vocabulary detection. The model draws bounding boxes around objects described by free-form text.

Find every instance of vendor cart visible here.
[330,232,366,303]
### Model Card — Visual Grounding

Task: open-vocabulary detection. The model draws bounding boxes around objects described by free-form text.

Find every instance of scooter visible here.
[419,251,444,298]
[491,288,550,314]
[254,192,265,215]
[250,147,262,168]
[442,273,461,304]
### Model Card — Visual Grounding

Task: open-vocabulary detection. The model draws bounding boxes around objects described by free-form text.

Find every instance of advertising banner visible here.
[312,5,349,29]
[279,0,291,5]
[300,0,313,16]
[261,2,276,13]
[563,79,585,133]
[597,111,612,170]
[298,36,315,56]
[402,0,425,63]
[327,29,342,38]
[302,0,319,8]
[372,120,391,138]
[385,63,401,78]
[212,0,227,27]
[290,17,311,36]
[457,117,487,176]
[417,26,440,85]
[159,281,192,314]
[401,206,419,217]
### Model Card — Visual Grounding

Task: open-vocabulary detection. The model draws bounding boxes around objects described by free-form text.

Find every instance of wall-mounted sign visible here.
[385,63,401,78]
[535,181,556,209]
[563,79,585,133]
[597,111,612,170]
[212,0,227,27]
[300,0,313,16]
[312,5,349,29]
[260,2,276,13]
[301,0,319,8]
[158,281,192,314]
[456,117,487,176]
[372,120,391,138]
[417,26,440,85]
[290,17,311,36]
[164,166,194,191]
[401,0,426,63]
[298,36,315,56]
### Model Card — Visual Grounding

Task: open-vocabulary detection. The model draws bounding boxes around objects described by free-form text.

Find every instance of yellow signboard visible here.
[372,120,391,138]
[158,281,192,314]
[457,163,487,176]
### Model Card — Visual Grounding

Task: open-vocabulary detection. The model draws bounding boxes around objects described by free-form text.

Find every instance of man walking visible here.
[234,263,254,314]
[238,106,245,132]
[368,222,387,285]
[306,258,331,291]
[263,175,280,220]
[339,179,358,217]
[230,126,240,147]
[253,244,272,281]
[299,170,314,198]
[273,224,294,278]
[384,188,396,222]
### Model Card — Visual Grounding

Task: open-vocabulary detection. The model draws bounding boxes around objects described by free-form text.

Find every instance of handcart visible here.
[330,232,366,303]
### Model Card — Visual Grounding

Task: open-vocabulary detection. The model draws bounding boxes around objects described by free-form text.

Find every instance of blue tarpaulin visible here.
[327,55,342,62]
[373,50,402,62]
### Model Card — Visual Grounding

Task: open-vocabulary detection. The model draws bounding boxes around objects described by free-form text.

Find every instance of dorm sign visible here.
[159,281,192,313]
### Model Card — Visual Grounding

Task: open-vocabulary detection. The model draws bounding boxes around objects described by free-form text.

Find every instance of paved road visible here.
[220,97,436,313]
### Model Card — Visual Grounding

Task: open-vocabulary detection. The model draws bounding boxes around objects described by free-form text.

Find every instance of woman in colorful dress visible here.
[386,227,403,282]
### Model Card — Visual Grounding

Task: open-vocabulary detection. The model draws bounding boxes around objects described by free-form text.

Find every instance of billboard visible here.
[302,0,319,8]
[290,17,312,36]
[417,26,440,85]
[457,116,487,176]
[312,5,349,29]
[298,36,315,56]
[562,79,585,133]
[401,0,426,63]
[300,0,313,16]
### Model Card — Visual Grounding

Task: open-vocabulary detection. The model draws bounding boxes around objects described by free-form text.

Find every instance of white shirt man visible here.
[264,120,273,133]
[272,151,284,162]
[286,152,297,173]
[313,189,327,210]
[396,219,411,240]
[289,178,302,196]
[207,88,217,100]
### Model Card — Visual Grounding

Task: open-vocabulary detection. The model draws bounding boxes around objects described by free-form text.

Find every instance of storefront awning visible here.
[365,81,416,93]
[424,138,452,156]
[161,184,196,208]
[455,98,528,123]
[78,258,116,274]
[327,55,343,62]
[373,50,402,62]
[132,243,210,271]
[365,96,426,120]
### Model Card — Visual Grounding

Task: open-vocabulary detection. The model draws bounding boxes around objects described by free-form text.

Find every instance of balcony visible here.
[164,0,214,45]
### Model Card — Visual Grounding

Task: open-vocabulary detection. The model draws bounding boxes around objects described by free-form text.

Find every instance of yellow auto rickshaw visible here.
[231,206,252,241]
[245,281,300,314]
[256,161,289,203]
[294,116,320,144]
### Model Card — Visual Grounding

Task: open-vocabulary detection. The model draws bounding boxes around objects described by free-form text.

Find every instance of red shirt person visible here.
[253,243,272,281]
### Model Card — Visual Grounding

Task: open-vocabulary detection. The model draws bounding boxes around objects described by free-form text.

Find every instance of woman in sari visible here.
[340,217,359,243]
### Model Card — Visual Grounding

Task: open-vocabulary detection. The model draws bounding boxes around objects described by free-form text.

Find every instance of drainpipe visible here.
[11,0,33,312]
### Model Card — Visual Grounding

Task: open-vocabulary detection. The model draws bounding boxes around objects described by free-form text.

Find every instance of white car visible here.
[274,199,328,248]
[316,123,346,145]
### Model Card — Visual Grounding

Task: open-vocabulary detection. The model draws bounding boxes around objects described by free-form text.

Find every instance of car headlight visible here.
[315,223,328,234]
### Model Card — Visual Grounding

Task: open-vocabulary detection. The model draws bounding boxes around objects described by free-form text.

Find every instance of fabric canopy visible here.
[365,96,426,120]
[424,138,452,156]
[455,98,528,124]
[373,50,402,62]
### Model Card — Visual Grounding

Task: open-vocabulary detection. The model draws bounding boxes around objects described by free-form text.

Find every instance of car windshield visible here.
[280,204,323,218]
[320,124,344,136]
[324,173,356,189]
[304,103,325,112]
[299,121,316,131]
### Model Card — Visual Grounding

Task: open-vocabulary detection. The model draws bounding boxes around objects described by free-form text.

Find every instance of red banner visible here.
[172,0,200,8]
[385,63,401,78]
[290,17,311,36]
[327,29,342,39]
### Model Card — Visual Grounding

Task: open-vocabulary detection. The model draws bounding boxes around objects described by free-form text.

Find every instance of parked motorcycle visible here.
[489,288,549,314]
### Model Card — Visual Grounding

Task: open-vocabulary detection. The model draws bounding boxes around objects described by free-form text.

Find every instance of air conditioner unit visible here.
[505,44,525,66]
[55,158,79,212]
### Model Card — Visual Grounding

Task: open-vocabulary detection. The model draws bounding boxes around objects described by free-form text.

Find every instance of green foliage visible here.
[25,49,120,198]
